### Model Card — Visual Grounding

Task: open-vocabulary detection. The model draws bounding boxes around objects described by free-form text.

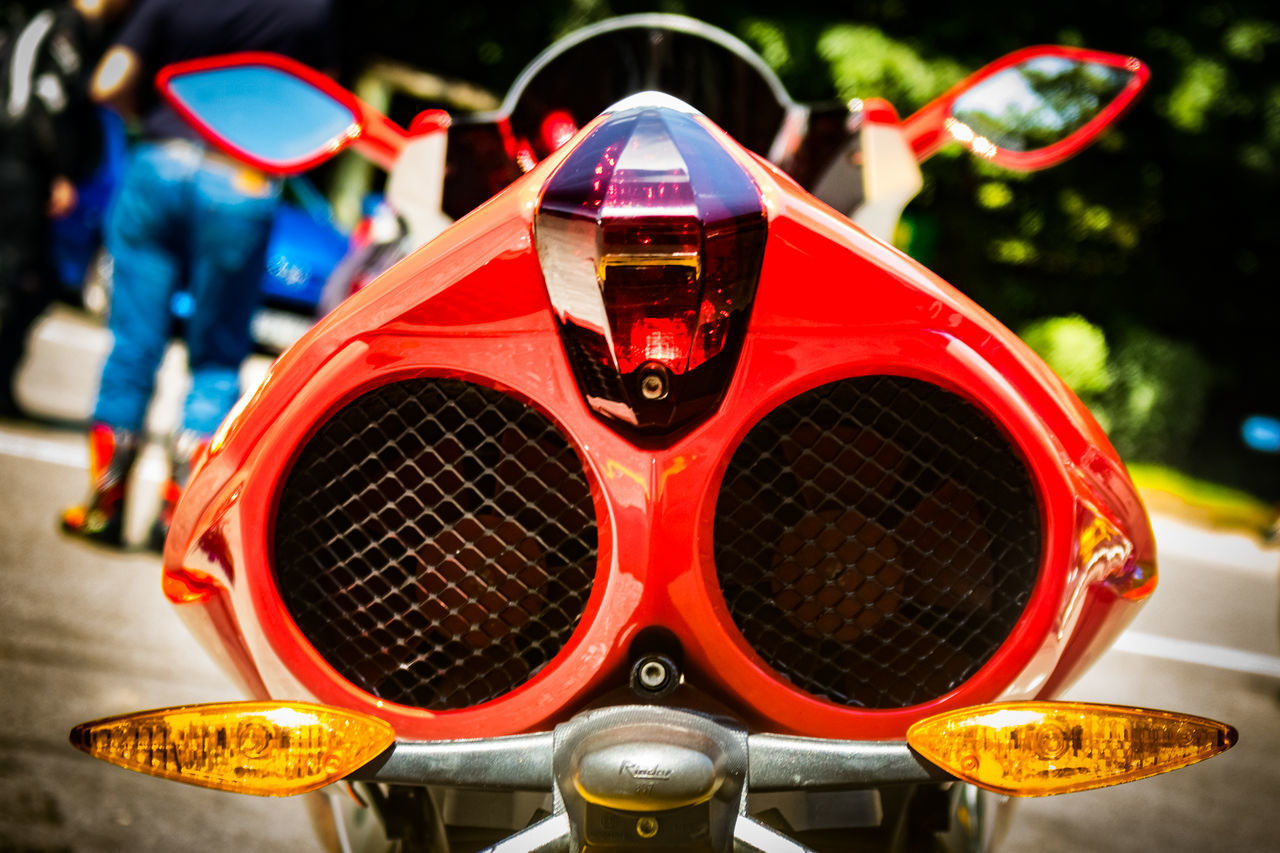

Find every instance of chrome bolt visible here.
[639,369,668,401]
[638,659,669,690]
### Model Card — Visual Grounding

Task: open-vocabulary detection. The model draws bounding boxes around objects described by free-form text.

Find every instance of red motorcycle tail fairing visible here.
[68,23,1244,851]
[161,96,1155,743]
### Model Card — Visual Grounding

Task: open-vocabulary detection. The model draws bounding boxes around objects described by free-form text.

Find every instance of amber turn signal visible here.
[907,701,1236,797]
[70,701,395,796]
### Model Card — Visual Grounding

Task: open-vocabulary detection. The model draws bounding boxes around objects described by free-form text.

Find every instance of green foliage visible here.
[1097,330,1212,463]
[976,181,1014,210]
[1222,19,1280,62]
[1164,55,1231,133]
[742,19,793,75]
[1019,316,1113,397]
[814,24,963,109]
[1020,316,1210,464]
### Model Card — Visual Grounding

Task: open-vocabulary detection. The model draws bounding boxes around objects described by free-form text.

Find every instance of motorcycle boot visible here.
[146,430,210,554]
[60,423,139,548]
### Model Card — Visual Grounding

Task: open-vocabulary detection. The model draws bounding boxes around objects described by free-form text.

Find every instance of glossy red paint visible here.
[860,97,900,125]
[164,108,1154,741]
[902,45,1150,170]
[155,52,408,173]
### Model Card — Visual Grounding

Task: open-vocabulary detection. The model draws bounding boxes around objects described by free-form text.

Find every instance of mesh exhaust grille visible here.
[273,378,597,710]
[714,376,1041,709]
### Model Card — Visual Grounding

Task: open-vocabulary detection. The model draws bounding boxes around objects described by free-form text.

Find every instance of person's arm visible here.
[89,0,160,119]
[90,44,142,118]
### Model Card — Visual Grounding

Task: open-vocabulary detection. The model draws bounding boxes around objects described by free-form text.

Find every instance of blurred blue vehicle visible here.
[1242,415,1280,454]
[51,109,349,354]
[247,179,350,352]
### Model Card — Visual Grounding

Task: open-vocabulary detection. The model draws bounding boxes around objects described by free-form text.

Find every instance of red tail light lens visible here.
[535,96,767,435]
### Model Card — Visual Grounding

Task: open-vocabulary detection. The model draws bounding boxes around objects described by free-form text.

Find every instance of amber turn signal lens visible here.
[70,701,395,796]
[907,701,1236,797]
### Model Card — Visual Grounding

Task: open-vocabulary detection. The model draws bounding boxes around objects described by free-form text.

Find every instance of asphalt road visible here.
[1,308,319,853]
[2,306,1278,852]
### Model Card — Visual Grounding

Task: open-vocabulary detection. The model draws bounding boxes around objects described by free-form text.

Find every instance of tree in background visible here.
[333,0,1279,497]
[1019,315,1211,465]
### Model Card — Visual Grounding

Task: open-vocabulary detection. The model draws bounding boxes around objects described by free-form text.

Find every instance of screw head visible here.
[639,367,669,401]
[638,659,669,690]
[636,816,659,839]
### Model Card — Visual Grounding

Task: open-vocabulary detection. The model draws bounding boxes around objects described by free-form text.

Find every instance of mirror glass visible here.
[950,57,1135,153]
[166,65,357,168]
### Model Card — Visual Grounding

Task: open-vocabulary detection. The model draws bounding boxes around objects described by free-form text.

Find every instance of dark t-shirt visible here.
[114,0,337,141]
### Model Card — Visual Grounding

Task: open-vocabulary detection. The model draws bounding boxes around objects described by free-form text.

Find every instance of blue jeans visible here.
[94,141,280,434]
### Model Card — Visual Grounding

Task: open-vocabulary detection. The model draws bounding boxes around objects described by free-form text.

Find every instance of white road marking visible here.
[0,430,168,480]
[0,430,84,468]
[1115,630,1280,680]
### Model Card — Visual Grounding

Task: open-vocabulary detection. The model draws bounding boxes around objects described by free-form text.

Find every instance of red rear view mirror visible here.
[157,52,407,174]
[903,45,1149,170]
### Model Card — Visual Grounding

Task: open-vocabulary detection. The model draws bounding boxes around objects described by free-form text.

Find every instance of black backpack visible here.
[0,3,89,169]
[1,4,48,130]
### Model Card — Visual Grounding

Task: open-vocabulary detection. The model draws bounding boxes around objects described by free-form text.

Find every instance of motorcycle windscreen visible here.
[443,18,795,220]
[506,24,790,159]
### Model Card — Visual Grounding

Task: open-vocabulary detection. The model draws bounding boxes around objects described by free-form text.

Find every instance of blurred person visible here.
[0,0,127,418]
[59,0,336,549]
